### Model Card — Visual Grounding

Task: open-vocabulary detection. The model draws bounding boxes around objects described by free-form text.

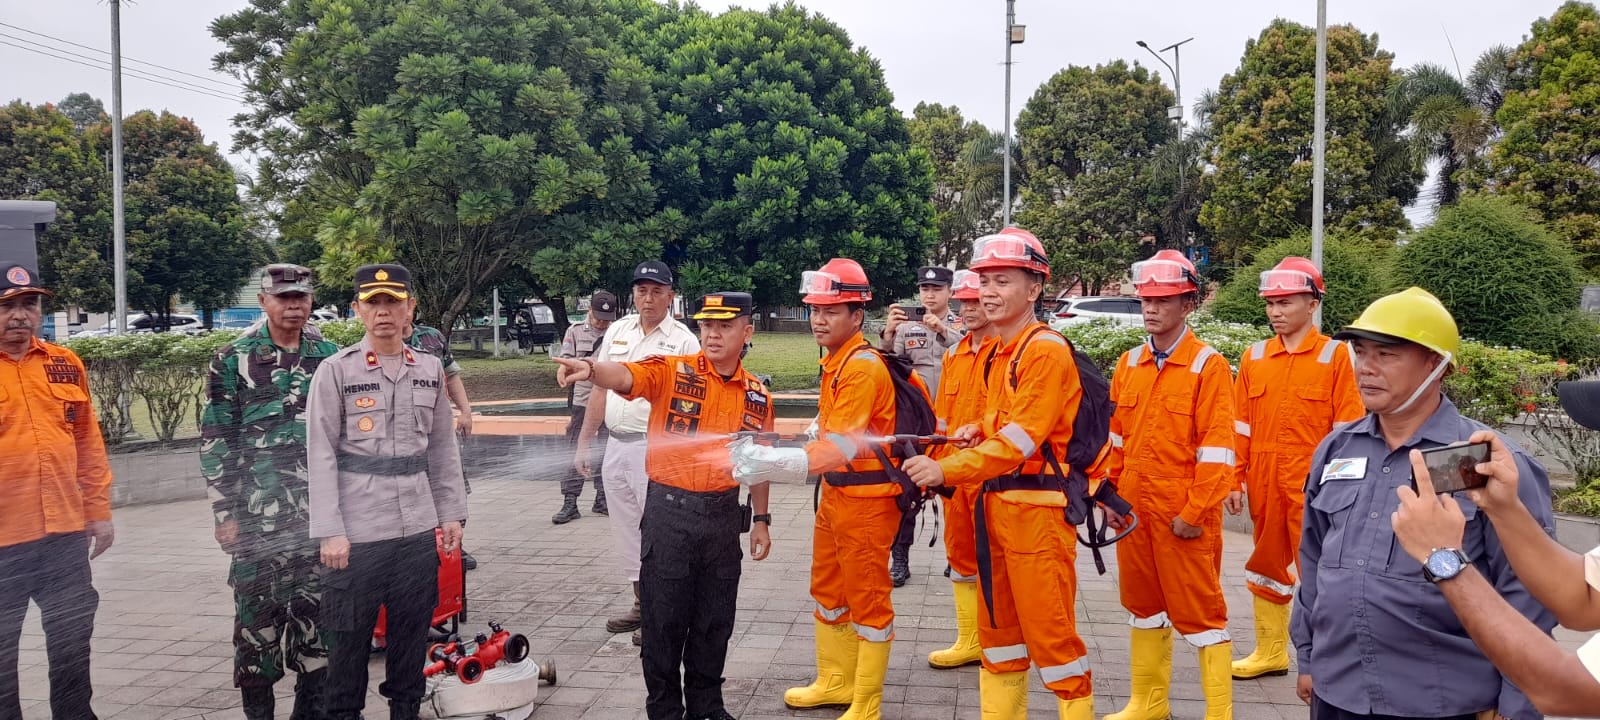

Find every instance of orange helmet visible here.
[1259,256,1325,298]
[950,269,981,301]
[800,258,872,305]
[971,227,1050,278]
[1130,249,1200,298]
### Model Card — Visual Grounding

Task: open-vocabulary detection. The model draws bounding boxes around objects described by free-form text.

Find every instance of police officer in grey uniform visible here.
[552,290,618,524]
[306,264,467,720]
[878,265,963,586]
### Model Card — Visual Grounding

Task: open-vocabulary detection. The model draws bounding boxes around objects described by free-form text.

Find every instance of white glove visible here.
[804,416,820,441]
[728,436,810,486]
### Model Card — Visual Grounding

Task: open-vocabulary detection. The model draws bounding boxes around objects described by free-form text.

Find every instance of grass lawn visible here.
[457,331,825,402]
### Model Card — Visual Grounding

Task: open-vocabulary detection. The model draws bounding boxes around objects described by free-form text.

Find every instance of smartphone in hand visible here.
[899,304,928,320]
[1413,440,1492,494]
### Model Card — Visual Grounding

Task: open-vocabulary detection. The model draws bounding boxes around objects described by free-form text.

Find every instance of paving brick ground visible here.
[13,476,1586,720]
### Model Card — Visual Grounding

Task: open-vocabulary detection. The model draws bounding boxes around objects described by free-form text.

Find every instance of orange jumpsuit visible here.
[1233,332,1364,603]
[932,333,994,583]
[935,323,1092,700]
[804,332,901,641]
[1104,329,1237,645]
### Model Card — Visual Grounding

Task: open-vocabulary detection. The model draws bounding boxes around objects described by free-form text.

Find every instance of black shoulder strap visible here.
[1008,325,1054,390]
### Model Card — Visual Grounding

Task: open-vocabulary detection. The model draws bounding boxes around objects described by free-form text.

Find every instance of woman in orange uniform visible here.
[904,230,1095,720]
[730,258,908,720]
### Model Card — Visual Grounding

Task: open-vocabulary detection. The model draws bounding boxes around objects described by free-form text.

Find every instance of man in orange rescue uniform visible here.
[904,229,1096,720]
[1102,249,1237,720]
[554,292,773,720]
[1225,257,1363,680]
[925,268,995,671]
[729,258,905,720]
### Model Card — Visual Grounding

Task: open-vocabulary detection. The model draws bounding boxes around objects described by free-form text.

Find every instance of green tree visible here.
[1206,234,1392,332]
[1015,61,1176,295]
[1393,195,1598,361]
[56,93,106,131]
[1390,49,1514,208]
[0,101,113,310]
[907,102,992,266]
[1488,1,1600,270]
[1202,20,1419,266]
[213,0,677,330]
[625,4,936,307]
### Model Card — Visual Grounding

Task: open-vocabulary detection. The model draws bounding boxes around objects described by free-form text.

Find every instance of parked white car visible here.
[1047,296,1144,331]
[71,313,205,338]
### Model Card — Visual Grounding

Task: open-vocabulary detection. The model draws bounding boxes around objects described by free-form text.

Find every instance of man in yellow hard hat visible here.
[1291,287,1557,720]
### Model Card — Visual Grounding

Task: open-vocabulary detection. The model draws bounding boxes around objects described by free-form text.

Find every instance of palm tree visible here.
[1391,45,1514,208]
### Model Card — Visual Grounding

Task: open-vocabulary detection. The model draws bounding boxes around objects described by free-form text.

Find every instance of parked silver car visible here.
[1047,296,1144,330]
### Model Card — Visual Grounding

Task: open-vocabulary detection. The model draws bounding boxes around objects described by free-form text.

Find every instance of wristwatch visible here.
[752,514,772,526]
[1422,547,1470,583]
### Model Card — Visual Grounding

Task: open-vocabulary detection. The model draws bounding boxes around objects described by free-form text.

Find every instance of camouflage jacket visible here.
[408,325,462,377]
[201,325,338,554]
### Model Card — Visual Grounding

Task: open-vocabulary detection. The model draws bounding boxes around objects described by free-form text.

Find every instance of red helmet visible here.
[1259,256,1325,298]
[1130,249,1200,298]
[800,258,872,305]
[950,269,981,301]
[970,227,1050,278]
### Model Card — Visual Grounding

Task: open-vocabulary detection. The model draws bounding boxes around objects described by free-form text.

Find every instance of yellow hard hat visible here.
[1333,287,1460,360]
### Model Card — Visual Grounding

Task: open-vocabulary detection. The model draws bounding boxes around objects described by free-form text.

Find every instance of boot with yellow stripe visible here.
[1105,627,1172,720]
[1231,596,1291,679]
[784,620,858,709]
[928,581,982,669]
[978,669,1029,719]
[837,639,891,720]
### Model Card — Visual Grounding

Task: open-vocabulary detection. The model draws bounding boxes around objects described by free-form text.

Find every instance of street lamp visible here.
[1002,0,1024,227]
[1135,37,1193,131]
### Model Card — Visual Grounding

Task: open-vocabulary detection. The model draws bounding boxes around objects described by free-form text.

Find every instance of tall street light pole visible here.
[1139,37,1194,250]
[1311,0,1328,328]
[1002,0,1024,227]
[110,0,127,334]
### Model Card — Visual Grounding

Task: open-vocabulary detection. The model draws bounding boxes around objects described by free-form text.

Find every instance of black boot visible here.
[591,489,608,516]
[460,551,478,571]
[389,700,421,720]
[552,496,581,525]
[606,581,642,633]
[288,669,326,720]
[890,544,910,588]
[242,686,275,720]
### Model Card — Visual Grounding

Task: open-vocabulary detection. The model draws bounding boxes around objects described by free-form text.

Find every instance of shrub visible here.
[1443,342,1572,427]
[317,319,366,347]
[1207,233,1392,332]
[1555,486,1600,517]
[1393,195,1600,362]
[65,330,241,443]
[1058,312,1271,376]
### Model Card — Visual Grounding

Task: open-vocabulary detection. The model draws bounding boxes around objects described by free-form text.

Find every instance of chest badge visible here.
[357,416,376,433]
[354,396,375,409]
[1320,457,1368,484]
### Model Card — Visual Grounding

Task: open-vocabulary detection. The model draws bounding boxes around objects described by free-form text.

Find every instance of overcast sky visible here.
[0,0,1558,188]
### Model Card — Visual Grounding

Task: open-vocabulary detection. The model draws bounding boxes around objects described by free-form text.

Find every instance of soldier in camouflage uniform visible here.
[402,321,479,570]
[202,264,339,720]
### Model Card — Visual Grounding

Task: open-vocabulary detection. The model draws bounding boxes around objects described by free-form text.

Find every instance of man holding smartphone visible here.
[880,265,963,587]
[1294,287,1555,720]
[1389,380,1600,718]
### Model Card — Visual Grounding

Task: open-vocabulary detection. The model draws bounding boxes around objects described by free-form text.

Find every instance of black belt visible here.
[336,451,428,476]
[610,429,646,442]
[648,482,740,515]
[983,473,1060,493]
[821,470,893,487]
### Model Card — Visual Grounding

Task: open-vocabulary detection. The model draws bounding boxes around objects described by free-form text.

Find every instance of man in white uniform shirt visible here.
[575,260,699,645]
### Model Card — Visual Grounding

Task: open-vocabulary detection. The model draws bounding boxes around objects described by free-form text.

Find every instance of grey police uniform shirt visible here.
[891,311,963,395]
[1292,395,1556,720]
[558,320,607,410]
[305,338,468,543]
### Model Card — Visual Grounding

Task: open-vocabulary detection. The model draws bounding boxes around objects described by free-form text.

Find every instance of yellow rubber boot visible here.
[1105,627,1172,720]
[1200,643,1235,720]
[978,669,1029,720]
[1231,597,1291,679]
[1057,695,1095,720]
[928,581,983,669]
[784,620,858,709]
[837,640,891,720]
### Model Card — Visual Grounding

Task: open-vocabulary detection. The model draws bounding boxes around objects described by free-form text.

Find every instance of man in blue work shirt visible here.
[1293,287,1557,720]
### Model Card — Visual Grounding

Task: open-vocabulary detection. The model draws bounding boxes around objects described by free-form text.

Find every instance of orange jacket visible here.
[933,333,994,441]
[1232,331,1364,492]
[1103,328,1237,526]
[805,332,900,498]
[0,338,114,548]
[622,352,776,493]
[937,322,1082,507]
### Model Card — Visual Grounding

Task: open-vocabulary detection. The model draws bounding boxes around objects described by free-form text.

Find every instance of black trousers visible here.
[561,408,606,497]
[639,482,743,720]
[1312,694,1478,720]
[0,533,98,720]
[321,533,438,715]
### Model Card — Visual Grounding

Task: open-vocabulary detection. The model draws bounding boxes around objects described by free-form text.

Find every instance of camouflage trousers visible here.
[229,548,329,688]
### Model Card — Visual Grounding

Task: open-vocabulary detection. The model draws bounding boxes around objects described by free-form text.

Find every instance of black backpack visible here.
[827,344,938,539]
[989,325,1113,488]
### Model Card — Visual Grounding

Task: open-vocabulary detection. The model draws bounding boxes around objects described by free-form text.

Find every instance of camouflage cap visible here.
[260,264,314,295]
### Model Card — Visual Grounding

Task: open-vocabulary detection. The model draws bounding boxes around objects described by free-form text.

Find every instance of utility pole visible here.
[1138,37,1195,244]
[110,0,127,334]
[1002,0,1024,227]
[1311,0,1328,328]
